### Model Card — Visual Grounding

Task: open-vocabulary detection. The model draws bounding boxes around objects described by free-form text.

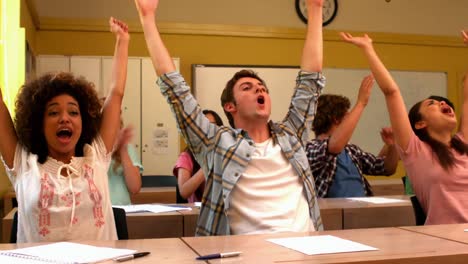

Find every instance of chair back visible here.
[410,195,426,226]
[112,207,129,240]
[10,210,18,243]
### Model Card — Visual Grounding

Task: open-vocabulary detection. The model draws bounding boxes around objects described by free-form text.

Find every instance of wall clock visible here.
[295,0,338,26]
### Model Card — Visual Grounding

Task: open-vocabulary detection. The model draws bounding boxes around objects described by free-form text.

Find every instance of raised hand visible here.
[356,75,374,106]
[109,17,129,40]
[462,30,468,45]
[340,32,373,49]
[115,125,134,153]
[134,0,159,17]
[380,127,395,146]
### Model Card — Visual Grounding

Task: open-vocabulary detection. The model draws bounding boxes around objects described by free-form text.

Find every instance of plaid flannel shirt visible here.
[306,138,386,197]
[158,71,325,236]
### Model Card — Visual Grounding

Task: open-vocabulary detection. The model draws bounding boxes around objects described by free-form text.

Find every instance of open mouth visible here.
[441,106,452,115]
[257,96,265,105]
[57,129,72,139]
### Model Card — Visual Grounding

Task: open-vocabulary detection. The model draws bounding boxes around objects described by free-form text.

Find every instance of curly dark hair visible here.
[14,72,102,164]
[220,69,266,128]
[312,94,350,137]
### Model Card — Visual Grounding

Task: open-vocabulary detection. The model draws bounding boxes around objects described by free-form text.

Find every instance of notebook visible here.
[0,242,137,263]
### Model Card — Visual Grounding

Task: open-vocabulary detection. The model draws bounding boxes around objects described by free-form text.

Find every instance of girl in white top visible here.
[0,17,130,243]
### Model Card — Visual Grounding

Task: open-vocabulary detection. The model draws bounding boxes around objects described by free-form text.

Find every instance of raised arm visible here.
[100,17,130,152]
[460,30,468,138]
[300,0,323,72]
[0,88,17,168]
[134,0,175,76]
[115,126,141,194]
[177,168,205,199]
[328,75,374,154]
[340,32,413,150]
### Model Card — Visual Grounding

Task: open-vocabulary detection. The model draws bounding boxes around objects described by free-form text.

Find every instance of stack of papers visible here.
[114,204,192,213]
[0,242,136,263]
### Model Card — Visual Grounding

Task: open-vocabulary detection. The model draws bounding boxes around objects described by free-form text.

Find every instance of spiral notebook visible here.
[0,242,137,263]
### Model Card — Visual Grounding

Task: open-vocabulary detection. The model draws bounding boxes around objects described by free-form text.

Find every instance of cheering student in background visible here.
[108,123,143,205]
[173,110,223,203]
[0,16,129,242]
[340,30,468,225]
[134,0,325,236]
[307,75,399,198]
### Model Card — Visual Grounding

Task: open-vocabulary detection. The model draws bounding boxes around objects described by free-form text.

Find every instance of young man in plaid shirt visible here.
[135,0,325,235]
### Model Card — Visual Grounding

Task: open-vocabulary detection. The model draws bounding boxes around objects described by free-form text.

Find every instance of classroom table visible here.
[0,238,201,263]
[399,223,468,244]
[130,187,176,204]
[318,195,416,229]
[369,179,405,196]
[182,227,468,263]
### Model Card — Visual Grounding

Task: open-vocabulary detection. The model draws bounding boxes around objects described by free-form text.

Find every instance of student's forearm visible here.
[379,144,399,175]
[179,169,205,199]
[0,95,17,168]
[362,46,399,96]
[119,149,142,194]
[328,103,365,154]
[140,14,175,76]
[300,0,323,72]
[360,45,412,149]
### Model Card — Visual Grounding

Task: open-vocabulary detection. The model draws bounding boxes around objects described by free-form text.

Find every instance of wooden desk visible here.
[126,211,183,239]
[130,187,176,204]
[319,195,415,229]
[369,179,405,196]
[399,223,468,244]
[179,205,199,237]
[182,227,468,263]
[0,238,200,263]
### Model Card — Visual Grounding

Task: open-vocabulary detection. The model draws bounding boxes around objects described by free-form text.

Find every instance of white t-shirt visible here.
[3,136,117,243]
[228,138,312,235]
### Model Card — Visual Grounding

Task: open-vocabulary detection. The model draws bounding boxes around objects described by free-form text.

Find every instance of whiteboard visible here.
[193,65,447,155]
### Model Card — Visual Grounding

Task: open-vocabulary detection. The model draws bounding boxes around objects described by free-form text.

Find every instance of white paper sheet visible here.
[347,197,406,204]
[0,242,136,263]
[267,235,378,255]
[114,204,192,213]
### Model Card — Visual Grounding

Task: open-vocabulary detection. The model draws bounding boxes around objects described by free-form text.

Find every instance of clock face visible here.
[295,0,338,26]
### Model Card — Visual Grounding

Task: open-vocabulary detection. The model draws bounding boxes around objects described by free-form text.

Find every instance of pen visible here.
[196,251,242,260]
[114,252,150,262]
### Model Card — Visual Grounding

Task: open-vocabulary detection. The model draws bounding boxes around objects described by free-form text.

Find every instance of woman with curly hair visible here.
[306,75,398,198]
[0,17,129,242]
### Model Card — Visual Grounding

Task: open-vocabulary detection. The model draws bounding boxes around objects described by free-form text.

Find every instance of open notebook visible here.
[0,242,136,264]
